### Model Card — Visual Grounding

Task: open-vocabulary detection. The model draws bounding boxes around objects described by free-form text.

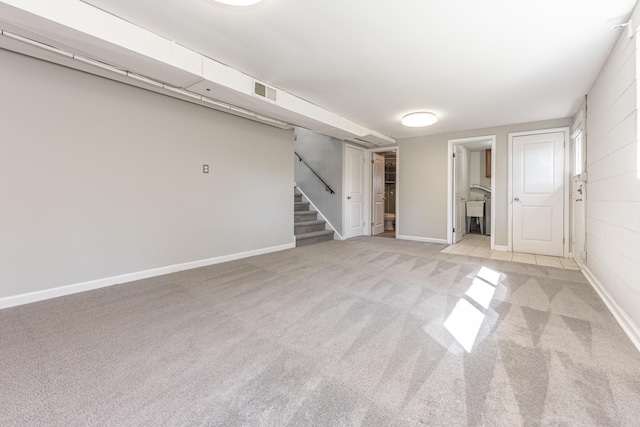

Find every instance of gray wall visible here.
[294,128,343,234]
[0,49,294,300]
[584,4,640,338]
[399,117,571,245]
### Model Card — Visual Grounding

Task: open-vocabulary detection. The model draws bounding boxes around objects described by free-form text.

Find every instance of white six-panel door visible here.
[345,145,365,238]
[511,131,565,256]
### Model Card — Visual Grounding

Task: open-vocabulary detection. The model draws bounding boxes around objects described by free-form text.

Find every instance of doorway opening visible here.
[371,149,398,238]
[447,136,496,249]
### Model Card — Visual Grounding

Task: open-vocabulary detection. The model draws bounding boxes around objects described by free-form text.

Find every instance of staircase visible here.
[294,190,334,247]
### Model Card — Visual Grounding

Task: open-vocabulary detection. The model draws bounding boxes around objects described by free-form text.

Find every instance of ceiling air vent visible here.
[253,81,277,102]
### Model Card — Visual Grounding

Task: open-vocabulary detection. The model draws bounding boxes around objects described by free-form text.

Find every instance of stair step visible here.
[294,201,310,212]
[294,219,327,235]
[295,219,325,227]
[292,189,333,247]
[294,210,317,221]
[295,229,334,247]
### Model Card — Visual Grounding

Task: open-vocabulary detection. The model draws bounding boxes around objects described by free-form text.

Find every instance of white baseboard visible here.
[0,242,295,310]
[396,235,449,245]
[493,245,509,252]
[580,264,640,353]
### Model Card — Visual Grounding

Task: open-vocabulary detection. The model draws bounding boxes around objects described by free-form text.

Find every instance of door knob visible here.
[514,197,520,202]
[347,196,351,199]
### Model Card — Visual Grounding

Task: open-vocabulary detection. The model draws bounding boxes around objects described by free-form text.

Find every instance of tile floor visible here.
[377,230,396,239]
[440,233,580,270]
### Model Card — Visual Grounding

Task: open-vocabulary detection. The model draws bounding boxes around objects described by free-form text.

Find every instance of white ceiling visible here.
[53,1,640,138]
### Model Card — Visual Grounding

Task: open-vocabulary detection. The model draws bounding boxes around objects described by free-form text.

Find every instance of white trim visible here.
[397,234,449,245]
[563,128,570,258]
[579,263,640,353]
[508,137,513,251]
[508,128,570,256]
[0,242,295,310]
[490,142,496,248]
[364,149,373,236]
[370,151,383,236]
[296,186,344,240]
[396,148,400,236]
[368,145,400,237]
[493,245,509,252]
[571,108,584,136]
[447,135,496,248]
[447,143,454,244]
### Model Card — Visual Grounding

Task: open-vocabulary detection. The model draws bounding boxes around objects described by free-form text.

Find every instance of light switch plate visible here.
[203,164,209,174]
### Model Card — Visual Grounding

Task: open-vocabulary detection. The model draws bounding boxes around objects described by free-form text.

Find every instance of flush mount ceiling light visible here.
[212,0,263,5]
[401,112,438,127]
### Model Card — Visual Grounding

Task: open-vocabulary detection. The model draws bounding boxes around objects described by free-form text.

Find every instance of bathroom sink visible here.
[466,201,484,217]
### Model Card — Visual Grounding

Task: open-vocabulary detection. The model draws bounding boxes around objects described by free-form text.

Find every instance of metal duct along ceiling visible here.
[0,0,396,146]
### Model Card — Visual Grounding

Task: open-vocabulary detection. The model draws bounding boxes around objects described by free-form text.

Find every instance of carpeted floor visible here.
[1,237,639,426]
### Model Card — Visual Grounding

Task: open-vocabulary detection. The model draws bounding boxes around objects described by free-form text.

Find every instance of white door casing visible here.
[452,145,465,243]
[372,153,385,235]
[572,179,586,260]
[345,145,365,238]
[448,135,494,247]
[511,130,566,257]
[571,121,587,262]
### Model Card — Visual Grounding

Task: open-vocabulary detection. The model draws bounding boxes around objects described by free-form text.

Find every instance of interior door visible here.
[372,153,385,235]
[345,145,365,238]
[512,131,565,256]
[452,145,465,243]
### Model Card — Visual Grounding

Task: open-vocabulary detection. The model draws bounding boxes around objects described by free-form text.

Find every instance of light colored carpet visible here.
[1,237,639,426]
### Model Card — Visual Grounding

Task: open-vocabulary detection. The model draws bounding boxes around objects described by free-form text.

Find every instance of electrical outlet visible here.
[203,164,209,174]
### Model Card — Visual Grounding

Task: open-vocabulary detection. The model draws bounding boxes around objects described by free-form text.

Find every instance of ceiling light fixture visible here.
[401,112,438,127]
[212,0,263,5]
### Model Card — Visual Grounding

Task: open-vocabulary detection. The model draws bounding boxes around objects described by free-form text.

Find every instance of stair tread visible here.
[293,211,318,221]
[296,230,334,239]
[294,202,311,211]
[293,190,332,246]
[294,220,326,227]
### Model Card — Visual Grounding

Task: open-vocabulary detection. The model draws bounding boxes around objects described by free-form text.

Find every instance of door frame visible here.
[452,144,465,244]
[367,145,400,236]
[371,152,386,235]
[507,127,570,256]
[342,143,367,239]
[447,135,496,248]
[570,107,587,265]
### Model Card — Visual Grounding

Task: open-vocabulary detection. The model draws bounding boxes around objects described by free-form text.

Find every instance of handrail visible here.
[470,184,491,192]
[294,152,335,194]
